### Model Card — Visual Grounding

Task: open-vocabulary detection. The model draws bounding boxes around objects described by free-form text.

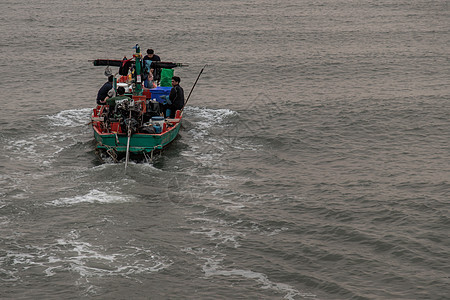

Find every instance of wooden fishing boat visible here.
[90,45,187,164]
[91,104,182,158]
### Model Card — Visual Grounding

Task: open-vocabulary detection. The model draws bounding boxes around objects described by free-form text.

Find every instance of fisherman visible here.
[119,56,132,76]
[96,75,114,105]
[105,86,130,110]
[143,49,161,81]
[166,76,185,118]
[143,67,156,89]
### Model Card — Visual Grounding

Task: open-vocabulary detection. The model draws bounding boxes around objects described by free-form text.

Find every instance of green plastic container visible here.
[160,68,174,87]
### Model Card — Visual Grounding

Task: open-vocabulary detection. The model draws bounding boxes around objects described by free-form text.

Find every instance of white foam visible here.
[203,257,316,300]
[187,106,236,125]
[3,131,78,165]
[186,106,237,140]
[135,161,163,172]
[186,212,309,298]
[190,220,245,249]
[181,107,262,168]
[45,108,92,127]
[52,232,172,279]
[2,229,172,288]
[49,189,133,206]
[0,216,9,225]
[5,139,37,155]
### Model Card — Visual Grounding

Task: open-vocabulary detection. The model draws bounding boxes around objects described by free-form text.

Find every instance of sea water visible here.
[0,0,449,299]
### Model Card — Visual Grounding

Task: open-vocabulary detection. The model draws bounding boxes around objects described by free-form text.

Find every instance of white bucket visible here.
[151,116,165,129]
[117,82,131,93]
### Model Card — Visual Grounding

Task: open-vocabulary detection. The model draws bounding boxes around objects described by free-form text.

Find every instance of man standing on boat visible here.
[96,75,114,105]
[167,76,184,118]
[143,49,161,82]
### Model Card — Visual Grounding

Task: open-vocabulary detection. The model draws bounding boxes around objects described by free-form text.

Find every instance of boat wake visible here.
[0,229,172,297]
[164,107,318,298]
[202,257,316,300]
[44,108,92,127]
[3,108,92,167]
[182,106,261,169]
[48,188,135,206]
[183,214,315,300]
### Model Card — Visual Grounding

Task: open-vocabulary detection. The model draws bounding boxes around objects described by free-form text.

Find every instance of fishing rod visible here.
[182,64,206,111]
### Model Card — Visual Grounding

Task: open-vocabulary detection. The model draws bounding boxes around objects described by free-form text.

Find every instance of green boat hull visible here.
[93,122,181,154]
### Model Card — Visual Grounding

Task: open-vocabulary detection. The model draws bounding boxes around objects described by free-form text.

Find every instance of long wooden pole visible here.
[125,111,131,171]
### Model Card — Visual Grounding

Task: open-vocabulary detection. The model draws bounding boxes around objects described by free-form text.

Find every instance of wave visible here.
[202,256,316,300]
[1,229,172,296]
[48,188,135,206]
[44,108,92,128]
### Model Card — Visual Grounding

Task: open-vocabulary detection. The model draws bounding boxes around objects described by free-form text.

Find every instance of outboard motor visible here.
[115,98,143,133]
[123,117,139,134]
[146,100,161,118]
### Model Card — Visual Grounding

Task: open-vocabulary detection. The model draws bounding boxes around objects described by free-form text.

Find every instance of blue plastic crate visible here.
[149,86,172,103]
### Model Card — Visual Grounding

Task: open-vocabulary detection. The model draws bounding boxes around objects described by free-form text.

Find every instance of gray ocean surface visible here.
[0,0,449,299]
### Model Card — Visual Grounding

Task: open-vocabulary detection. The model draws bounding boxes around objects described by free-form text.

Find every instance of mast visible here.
[132,44,143,96]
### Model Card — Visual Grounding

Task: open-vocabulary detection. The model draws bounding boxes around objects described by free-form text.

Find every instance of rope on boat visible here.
[115,132,119,145]
[97,142,118,162]
[106,148,118,163]
[143,151,150,163]
[96,142,163,165]
[146,144,162,163]
[142,144,163,163]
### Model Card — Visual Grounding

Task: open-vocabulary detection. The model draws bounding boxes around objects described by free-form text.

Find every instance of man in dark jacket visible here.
[167,76,185,118]
[143,49,161,81]
[96,75,113,105]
